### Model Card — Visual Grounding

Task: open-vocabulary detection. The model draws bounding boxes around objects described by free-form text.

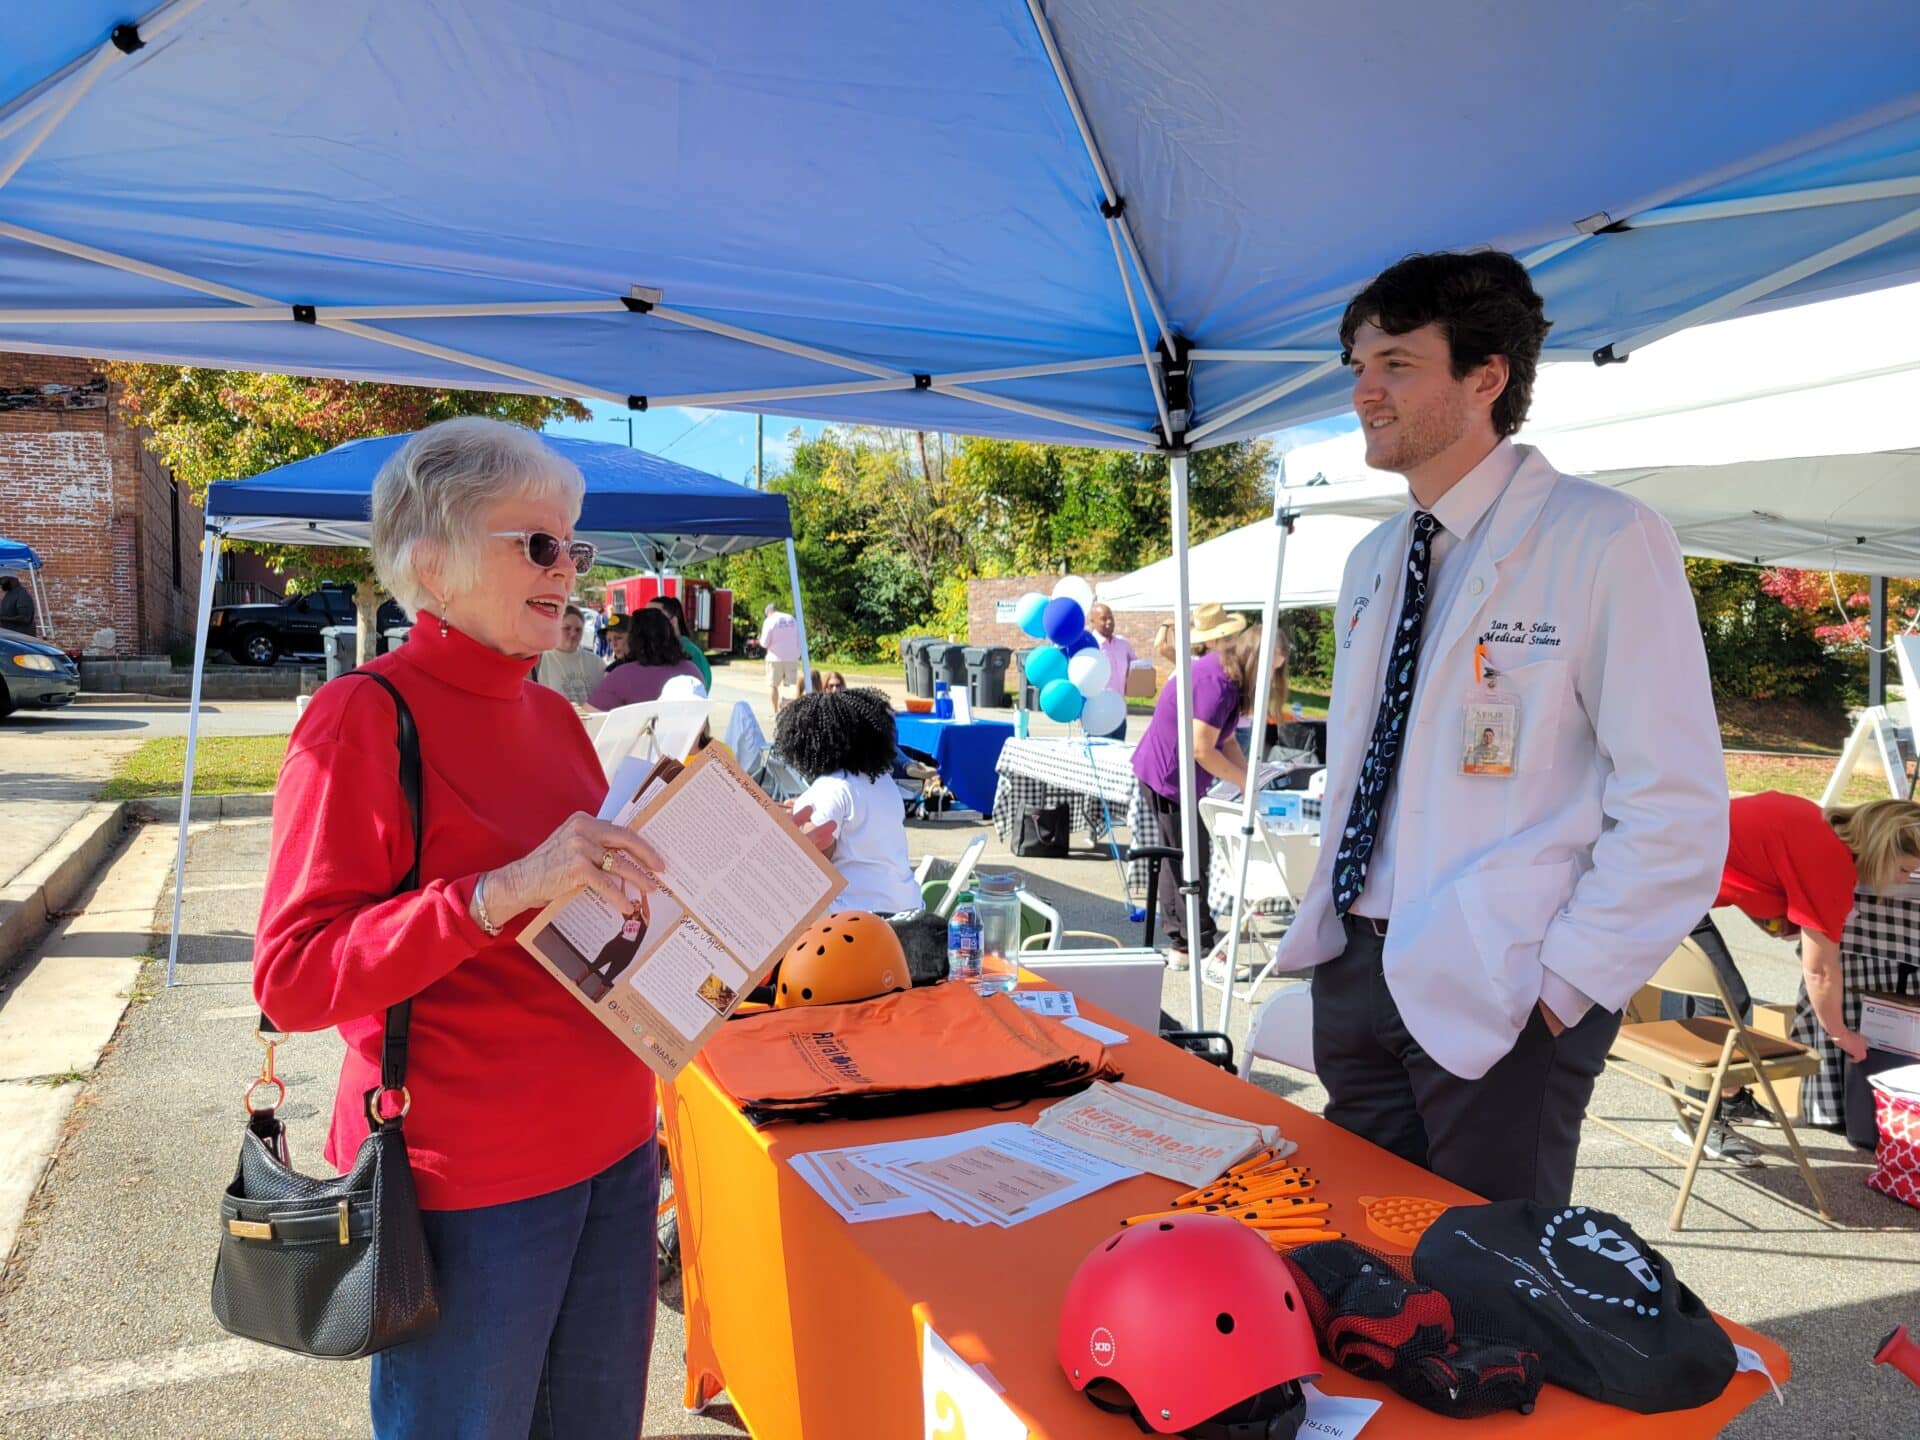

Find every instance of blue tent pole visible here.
[166,529,223,986]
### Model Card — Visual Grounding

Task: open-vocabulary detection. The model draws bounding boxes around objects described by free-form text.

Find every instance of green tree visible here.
[1688,558,1851,723]
[107,366,587,658]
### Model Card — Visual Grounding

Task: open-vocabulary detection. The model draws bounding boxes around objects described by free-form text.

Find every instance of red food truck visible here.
[600,575,734,656]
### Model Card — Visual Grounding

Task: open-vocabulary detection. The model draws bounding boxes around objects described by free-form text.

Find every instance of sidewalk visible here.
[0,732,135,891]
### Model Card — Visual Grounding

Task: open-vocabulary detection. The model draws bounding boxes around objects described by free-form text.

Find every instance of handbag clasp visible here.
[227,1218,273,1240]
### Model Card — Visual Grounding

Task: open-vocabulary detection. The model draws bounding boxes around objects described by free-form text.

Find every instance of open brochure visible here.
[1031,1079,1293,1187]
[518,745,844,1080]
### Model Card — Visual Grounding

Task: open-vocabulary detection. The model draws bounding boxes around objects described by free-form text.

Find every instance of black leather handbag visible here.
[209,672,440,1359]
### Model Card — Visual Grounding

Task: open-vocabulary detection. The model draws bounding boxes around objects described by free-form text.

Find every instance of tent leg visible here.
[1216,492,1294,1034]
[165,531,224,987]
[1168,453,1207,1030]
[31,569,52,640]
[784,539,812,692]
[1871,577,1888,708]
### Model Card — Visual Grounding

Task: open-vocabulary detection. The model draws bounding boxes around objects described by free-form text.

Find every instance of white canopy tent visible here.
[1096,509,1381,613]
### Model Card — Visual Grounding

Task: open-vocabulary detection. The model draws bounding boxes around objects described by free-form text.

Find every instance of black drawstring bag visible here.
[209,672,439,1359]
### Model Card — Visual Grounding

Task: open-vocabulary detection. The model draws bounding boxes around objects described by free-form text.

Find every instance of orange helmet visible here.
[773,911,910,1009]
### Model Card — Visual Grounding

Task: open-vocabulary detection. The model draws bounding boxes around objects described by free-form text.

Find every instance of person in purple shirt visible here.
[1088,603,1137,741]
[1131,624,1288,969]
[588,607,702,710]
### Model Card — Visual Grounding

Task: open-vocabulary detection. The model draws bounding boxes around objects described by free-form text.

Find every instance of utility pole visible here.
[608,414,634,447]
[755,413,764,490]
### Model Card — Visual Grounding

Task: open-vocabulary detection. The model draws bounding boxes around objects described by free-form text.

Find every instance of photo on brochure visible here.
[518,744,845,1081]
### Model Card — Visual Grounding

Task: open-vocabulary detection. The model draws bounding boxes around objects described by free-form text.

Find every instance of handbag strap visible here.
[259,671,424,1113]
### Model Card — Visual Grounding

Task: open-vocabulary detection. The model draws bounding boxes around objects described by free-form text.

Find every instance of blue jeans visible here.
[371,1138,660,1440]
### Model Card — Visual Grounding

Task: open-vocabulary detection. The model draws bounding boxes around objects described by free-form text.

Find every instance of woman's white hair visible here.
[370,417,584,618]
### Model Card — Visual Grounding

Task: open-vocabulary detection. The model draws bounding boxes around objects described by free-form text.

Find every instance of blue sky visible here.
[543,399,825,485]
[541,399,1353,484]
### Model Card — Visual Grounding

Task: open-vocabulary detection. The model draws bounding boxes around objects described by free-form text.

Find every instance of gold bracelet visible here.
[473,873,503,937]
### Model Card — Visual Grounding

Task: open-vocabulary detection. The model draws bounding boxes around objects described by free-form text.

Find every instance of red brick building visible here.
[966,573,1167,656]
[0,354,204,657]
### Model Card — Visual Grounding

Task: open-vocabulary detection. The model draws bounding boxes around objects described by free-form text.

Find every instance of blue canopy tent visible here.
[6,1,1917,1020]
[0,535,51,638]
[164,431,796,982]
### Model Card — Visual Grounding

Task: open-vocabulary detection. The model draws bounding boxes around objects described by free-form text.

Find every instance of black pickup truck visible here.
[208,584,407,666]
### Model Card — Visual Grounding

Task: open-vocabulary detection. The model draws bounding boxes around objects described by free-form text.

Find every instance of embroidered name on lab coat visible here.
[1481,618,1563,649]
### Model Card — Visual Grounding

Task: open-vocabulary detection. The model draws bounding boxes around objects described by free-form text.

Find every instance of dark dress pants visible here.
[1310,916,1620,1206]
[1144,785,1216,955]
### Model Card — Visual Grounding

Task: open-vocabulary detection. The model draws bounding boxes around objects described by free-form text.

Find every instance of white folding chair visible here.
[723,700,768,777]
[933,833,989,920]
[1241,981,1316,1078]
[1201,798,1299,985]
[912,854,938,887]
[1015,888,1123,952]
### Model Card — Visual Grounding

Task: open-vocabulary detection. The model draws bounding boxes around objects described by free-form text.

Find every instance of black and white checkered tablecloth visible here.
[1794,887,1920,1125]
[990,737,1320,912]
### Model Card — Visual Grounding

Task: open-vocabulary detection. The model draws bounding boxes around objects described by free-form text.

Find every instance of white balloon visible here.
[1051,575,1096,615]
[1080,690,1126,735]
[1067,647,1111,697]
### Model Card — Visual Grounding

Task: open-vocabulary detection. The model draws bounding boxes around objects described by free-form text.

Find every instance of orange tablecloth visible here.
[662,989,1787,1438]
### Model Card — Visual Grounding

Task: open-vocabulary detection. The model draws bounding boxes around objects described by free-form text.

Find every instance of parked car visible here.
[208,584,406,666]
[0,629,80,718]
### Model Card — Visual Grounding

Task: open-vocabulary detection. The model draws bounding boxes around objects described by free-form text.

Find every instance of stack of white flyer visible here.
[1032,1080,1296,1187]
[790,1122,1137,1227]
[1006,988,1129,1046]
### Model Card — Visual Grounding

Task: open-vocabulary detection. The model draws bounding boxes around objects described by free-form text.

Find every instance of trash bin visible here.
[901,636,931,697]
[320,625,355,682]
[929,643,969,695]
[1017,648,1041,711]
[964,645,1013,710]
[379,625,413,656]
[906,637,939,698]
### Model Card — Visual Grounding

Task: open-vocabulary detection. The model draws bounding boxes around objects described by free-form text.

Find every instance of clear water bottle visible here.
[973,872,1021,995]
[946,892,982,984]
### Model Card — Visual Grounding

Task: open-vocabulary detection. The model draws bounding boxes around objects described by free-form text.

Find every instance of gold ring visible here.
[601,850,618,873]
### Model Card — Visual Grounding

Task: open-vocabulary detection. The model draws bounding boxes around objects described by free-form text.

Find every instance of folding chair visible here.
[1200,797,1317,1010]
[1241,982,1315,1079]
[919,833,989,920]
[1594,937,1830,1230]
[1014,888,1123,952]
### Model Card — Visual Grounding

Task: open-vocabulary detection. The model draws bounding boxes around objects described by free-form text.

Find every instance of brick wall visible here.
[0,354,204,656]
[967,574,1168,654]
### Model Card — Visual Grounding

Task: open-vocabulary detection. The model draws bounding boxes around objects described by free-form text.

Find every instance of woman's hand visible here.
[790,804,838,856]
[1833,1026,1870,1064]
[479,812,664,921]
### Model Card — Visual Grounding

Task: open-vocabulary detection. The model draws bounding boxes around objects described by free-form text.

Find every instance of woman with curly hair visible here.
[774,687,922,915]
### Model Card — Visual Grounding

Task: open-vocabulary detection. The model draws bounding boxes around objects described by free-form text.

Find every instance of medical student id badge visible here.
[1461,643,1518,776]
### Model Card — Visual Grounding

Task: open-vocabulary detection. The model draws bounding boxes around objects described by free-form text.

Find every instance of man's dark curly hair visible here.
[773,686,898,782]
[1339,250,1552,438]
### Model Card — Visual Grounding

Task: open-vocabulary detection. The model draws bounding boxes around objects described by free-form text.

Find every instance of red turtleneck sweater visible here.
[254,620,656,1210]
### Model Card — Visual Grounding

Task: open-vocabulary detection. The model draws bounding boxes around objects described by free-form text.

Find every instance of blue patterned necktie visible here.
[1332,510,1439,916]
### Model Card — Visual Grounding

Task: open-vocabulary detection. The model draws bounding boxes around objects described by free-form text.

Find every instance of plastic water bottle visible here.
[933,679,953,720]
[1014,706,1030,739]
[973,872,1021,995]
[946,892,982,984]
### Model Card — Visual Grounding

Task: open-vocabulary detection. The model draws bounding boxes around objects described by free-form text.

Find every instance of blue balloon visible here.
[1040,677,1085,723]
[1013,591,1050,639]
[1062,629,1098,656]
[1042,596,1086,645]
[1024,644,1067,689]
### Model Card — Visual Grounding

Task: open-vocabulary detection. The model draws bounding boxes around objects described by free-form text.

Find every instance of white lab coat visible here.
[1275,445,1728,1079]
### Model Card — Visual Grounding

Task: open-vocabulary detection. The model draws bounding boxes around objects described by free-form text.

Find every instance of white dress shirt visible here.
[1351,440,1523,921]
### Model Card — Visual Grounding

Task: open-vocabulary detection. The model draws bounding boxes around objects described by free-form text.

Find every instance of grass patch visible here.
[101,735,288,800]
[1726,751,1891,804]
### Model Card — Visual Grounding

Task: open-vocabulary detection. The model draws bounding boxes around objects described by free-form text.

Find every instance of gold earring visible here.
[438,600,449,640]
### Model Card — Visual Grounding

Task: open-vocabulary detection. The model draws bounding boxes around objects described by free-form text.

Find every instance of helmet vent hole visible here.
[1284,1292,1296,1312]
[779,983,788,994]
[816,945,827,956]
[801,987,813,1000]
[1158,1222,1174,1232]
[843,933,854,942]
[1104,1235,1123,1251]
[1215,1312,1235,1335]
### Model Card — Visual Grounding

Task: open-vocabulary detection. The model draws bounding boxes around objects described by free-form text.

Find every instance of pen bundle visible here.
[1121,1148,1342,1249]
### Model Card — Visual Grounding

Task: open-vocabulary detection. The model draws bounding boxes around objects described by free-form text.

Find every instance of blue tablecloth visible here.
[893,714,1015,815]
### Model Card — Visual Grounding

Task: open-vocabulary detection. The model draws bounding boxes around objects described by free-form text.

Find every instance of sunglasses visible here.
[491,530,597,575]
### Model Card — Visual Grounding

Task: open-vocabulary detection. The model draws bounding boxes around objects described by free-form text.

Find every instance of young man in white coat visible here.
[1274,251,1728,1206]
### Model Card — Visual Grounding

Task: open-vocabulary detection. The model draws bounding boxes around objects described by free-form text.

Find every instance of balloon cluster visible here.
[1014,576,1127,735]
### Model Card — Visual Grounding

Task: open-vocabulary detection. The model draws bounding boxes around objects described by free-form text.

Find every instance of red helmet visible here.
[1058,1214,1318,1437]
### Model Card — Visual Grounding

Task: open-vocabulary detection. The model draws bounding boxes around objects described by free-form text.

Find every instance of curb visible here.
[0,801,132,983]
[128,792,277,823]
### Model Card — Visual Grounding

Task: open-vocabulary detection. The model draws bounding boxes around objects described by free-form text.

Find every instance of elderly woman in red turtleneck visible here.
[255,418,712,1436]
